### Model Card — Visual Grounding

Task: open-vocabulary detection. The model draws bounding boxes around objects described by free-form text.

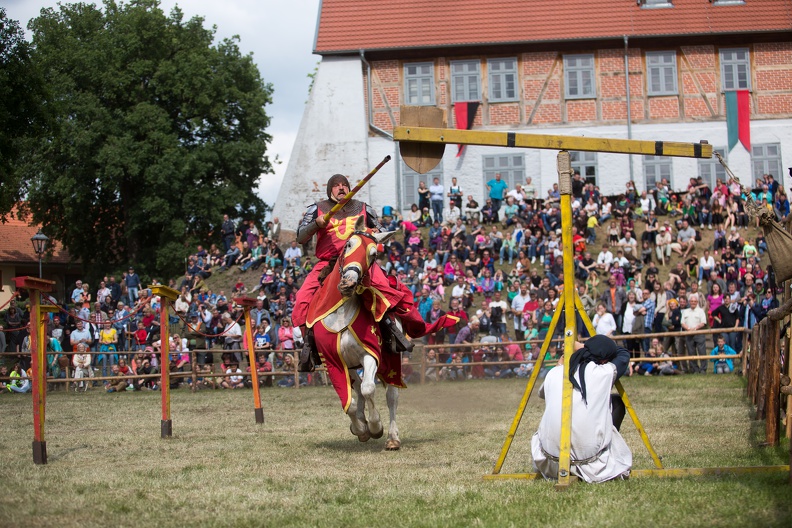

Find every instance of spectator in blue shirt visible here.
[417,287,434,321]
[486,173,508,212]
[710,335,737,374]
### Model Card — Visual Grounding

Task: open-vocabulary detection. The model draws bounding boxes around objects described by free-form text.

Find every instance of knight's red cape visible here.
[307,260,458,411]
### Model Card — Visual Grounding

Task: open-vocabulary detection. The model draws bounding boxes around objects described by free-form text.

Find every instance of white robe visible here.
[531,363,632,483]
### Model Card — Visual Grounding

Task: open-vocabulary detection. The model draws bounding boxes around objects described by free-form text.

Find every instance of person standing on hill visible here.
[125,267,141,304]
[429,177,445,224]
[487,173,508,213]
[220,214,236,252]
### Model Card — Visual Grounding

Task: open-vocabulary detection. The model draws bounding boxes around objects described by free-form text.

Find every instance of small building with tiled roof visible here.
[0,208,82,306]
[272,0,792,229]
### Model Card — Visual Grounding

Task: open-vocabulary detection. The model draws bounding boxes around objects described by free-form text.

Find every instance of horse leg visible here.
[384,384,401,451]
[347,371,370,442]
[360,354,383,439]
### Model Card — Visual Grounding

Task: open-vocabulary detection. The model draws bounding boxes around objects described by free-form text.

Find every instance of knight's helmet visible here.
[326,174,350,201]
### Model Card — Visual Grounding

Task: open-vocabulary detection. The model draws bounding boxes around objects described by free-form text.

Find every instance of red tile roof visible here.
[0,209,73,265]
[315,0,792,53]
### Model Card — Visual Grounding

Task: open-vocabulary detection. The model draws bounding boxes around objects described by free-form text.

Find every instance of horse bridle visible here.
[338,230,378,286]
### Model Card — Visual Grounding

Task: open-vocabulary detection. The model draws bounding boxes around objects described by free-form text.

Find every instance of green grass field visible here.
[1,374,790,527]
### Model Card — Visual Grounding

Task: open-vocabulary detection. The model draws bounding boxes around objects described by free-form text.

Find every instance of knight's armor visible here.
[297,199,383,258]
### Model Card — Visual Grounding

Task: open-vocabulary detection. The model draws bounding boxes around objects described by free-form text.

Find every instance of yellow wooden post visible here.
[40,304,59,416]
[234,297,264,424]
[492,305,562,474]
[150,285,180,438]
[574,295,664,468]
[554,151,577,490]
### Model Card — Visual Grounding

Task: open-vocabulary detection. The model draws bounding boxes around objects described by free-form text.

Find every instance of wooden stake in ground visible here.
[234,296,265,424]
[150,285,180,438]
[12,276,55,465]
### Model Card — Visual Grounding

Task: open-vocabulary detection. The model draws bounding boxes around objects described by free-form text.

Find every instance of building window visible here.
[713,1,745,5]
[570,151,598,186]
[720,48,750,91]
[404,62,435,105]
[698,148,727,189]
[752,143,782,183]
[640,0,674,7]
[451,60,481,103]
[646,51,678,96]
[564,54,595,99]
[402,161,443,208]
[644,155,672,189]
[487,58,518,102]
[483,154,525,192]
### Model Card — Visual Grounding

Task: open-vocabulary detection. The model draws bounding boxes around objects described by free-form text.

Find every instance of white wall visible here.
[271,56,370,234]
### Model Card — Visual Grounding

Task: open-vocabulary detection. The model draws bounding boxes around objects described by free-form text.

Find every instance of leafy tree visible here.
[0,8,48,219]
[14,0,273,278]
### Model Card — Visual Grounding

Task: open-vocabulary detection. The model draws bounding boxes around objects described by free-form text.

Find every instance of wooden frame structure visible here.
[395,106,789,488]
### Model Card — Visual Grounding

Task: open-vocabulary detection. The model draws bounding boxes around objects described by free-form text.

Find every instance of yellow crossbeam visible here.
[393,126,712,158]
[491,305,562,475]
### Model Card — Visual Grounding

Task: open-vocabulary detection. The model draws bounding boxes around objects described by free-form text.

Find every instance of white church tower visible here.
[271,56,399,234]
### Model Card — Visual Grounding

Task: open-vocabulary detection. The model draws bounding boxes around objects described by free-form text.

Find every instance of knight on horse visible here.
[301,213,457,447]
[293,174,430,371]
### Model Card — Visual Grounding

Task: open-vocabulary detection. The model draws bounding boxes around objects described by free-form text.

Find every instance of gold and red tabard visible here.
[314,307,406,413]
[313,201,367,261]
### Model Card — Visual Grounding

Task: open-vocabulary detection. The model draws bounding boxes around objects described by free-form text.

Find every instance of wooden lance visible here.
[321,155,391,224]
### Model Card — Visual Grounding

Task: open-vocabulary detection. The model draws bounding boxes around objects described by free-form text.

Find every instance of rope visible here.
[715,152,764,220]
[43,295,152,326]
[0,296,151,335]
[168,305,246,338]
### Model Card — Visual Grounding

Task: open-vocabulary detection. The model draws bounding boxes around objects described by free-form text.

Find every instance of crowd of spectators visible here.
[384,171,785,379]
[1,171,786,391]
[0,214,317,392]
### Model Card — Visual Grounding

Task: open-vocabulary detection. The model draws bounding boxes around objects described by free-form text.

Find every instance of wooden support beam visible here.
[766,319,781,446]
[393,126,713,158]
[484,465,790,481]
[149,285,180,302]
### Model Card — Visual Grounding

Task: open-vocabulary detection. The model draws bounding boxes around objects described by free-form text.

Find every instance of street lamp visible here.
[31,229,49,279]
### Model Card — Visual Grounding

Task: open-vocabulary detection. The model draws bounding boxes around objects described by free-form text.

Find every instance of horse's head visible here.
[338,216,395,297]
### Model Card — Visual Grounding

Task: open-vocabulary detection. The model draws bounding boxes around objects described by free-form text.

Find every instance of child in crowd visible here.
[221,363,245,389]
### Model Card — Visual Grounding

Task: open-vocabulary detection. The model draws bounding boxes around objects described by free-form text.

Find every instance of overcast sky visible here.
[5,0,321,210]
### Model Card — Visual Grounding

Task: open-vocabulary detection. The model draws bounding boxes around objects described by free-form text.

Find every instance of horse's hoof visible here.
[351,423,371,442]
[369,427,384,439]
[384,439,401,451]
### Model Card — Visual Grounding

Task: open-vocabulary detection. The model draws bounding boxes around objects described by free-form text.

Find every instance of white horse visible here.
[308,217,402,449]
